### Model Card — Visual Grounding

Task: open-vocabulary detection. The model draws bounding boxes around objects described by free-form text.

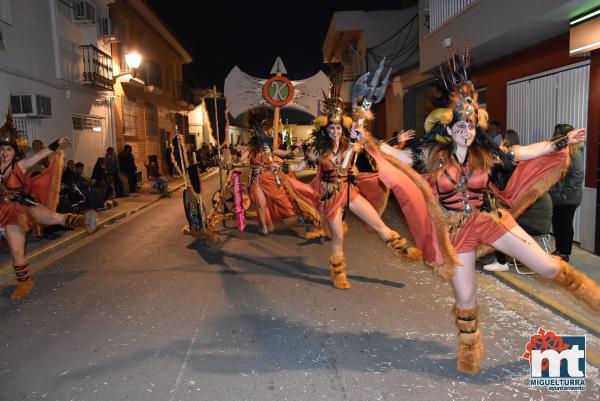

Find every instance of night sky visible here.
[146,1,409,90]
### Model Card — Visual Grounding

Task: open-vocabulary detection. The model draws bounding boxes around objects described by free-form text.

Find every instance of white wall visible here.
[418,0,592,72]
[0,0,114,177]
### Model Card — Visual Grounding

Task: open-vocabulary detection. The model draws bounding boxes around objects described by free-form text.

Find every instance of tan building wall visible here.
[110,0,192,180]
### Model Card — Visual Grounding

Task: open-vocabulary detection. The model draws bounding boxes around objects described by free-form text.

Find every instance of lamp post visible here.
[114,51,142,81]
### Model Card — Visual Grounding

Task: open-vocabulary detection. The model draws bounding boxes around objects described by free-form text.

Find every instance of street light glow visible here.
[125,52,142,69]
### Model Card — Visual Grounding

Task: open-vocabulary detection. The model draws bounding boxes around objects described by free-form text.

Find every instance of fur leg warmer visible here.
[550,256,600,313]
[384,230,423,261]
[329,251,350,289]
[454,304,483,374]
[63,211,97,233]
[11,264,35,301]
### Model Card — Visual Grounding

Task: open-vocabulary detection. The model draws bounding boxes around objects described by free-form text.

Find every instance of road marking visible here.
[168,298,211,401]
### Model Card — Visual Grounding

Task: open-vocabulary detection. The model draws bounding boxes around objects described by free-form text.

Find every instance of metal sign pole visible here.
[213,85,223,192]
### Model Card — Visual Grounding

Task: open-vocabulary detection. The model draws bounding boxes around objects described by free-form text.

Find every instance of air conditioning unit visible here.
[99,17,118,43]
[10,94,52,118]
[73,1,96,25]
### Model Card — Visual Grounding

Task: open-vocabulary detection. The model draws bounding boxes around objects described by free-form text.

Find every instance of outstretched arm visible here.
[507,128,585,161]
[380,142,414,165]
[18,137,69,171]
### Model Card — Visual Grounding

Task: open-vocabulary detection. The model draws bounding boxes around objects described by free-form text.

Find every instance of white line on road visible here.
[168,299,211,401]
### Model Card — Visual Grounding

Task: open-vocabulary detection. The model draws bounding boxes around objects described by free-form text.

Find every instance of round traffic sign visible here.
[263,76,294,106]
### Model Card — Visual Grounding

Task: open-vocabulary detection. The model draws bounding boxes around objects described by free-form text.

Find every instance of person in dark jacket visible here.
[118,144,138,193]
[549,124,584,262]
[105,147,125,197]
[91,157,114,205]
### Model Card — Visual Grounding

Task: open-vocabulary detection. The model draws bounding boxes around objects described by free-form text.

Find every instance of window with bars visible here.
[122,97,137,136]
[145,103,159,136]
[72,115,102,131]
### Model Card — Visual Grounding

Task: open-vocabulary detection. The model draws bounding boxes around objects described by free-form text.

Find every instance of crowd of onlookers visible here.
[181,142,246,171]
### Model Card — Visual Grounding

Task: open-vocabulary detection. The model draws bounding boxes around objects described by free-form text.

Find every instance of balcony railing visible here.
[174,81,194,107]
[428,0,475,32]
[81,45,113,90]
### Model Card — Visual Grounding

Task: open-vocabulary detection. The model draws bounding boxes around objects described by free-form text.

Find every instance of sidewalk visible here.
[477,238,600,335]
[0,168,218,282]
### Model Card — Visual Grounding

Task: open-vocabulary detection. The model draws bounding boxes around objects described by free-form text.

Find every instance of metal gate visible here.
[506,61,590,243]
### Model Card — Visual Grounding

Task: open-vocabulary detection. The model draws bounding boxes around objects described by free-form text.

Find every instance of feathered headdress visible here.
[248,107,274,152]
[424,43,488,142]
[248,107,272,135]
[314,85,352,129]
[0,107,28,153]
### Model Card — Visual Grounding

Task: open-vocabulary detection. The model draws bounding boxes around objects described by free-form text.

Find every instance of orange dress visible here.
[0,154,63,232]
[365,142,570,275]
[0,164,37,231]
[312,156,359,222]
[249,151,298,227]
[433,164,517,253]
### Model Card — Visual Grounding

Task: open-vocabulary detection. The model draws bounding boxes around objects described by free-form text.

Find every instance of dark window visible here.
[144,60,162,88]
[36,95,51,116]
[72,115,102,131]
[10,95,33,114]
[145,103,159,136]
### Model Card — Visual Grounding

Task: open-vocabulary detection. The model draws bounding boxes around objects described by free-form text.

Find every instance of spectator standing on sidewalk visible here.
[105,147,125,197]
[483,129,520,272]
[91,157,116,207]
[549,123,584,262]
[485,120,503,145]
[118,144,138,193]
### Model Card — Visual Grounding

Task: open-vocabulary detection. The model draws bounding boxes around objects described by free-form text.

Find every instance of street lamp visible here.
[124,52,142,74]
[114,51,143,83]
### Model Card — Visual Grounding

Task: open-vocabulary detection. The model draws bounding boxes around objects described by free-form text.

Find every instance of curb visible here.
[491,270,600,337]
[479,271,600,369]
[0,168,218,281]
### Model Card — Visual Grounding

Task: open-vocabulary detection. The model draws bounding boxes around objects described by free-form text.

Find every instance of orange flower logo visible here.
[522,328,570,372]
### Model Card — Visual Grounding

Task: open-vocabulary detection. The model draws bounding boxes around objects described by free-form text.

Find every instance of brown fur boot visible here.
[330,251,350,289]
[63,211,97,233]
[10,264,35,301]
[454,304,483,374]
[305,227,328,241]
[384,230,423,261]
[550,256,600,313]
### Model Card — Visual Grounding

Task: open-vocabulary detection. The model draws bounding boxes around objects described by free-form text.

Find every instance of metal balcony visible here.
[81,45,114,90]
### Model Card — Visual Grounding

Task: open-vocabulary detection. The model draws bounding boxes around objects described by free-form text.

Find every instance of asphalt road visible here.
[0,169,598,401]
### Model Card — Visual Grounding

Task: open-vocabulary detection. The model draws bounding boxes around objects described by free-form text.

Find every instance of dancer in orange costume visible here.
[0,110,97,301]
[247,109,321,235]
[358,47,599,374]
[286,96,420,289]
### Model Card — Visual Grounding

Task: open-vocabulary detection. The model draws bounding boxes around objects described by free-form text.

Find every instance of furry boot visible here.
[329,251,350,289]
[63,211,97,233]
[305,227,328,241]
[454,304,483,374]
[10,264,35,301]
[550,256,600,313]
[384,230,423,261]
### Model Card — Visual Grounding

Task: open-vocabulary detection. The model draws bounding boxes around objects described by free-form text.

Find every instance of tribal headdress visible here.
[424,44,488,143]
[314,85,353,129]
[0,107,28,154]
[248,107,274,152]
